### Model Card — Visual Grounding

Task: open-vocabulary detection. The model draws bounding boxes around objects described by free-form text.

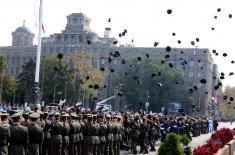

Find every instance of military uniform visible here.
[9,123,29,155]
[77,119,84,155]
[98,121,107,155]
[0,113,10,155]
[61,115,70,155]
[139,120,148,154]
[50,114,63,155]
[105,118,114,155]
[42,118,51,155]
[27,113,44,155]
[68,115,78,155]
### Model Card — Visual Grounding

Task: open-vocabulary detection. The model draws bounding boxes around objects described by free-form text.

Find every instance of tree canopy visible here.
[114,58,191,112]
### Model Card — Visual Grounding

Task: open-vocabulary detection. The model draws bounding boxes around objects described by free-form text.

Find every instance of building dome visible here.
[12,21,34,46]
[15,26,32,34]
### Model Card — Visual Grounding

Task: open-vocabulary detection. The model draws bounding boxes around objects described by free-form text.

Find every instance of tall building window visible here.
[114,59,118,65]
[56,47,60,53]
[63,47,68,53]
[73,18,78,23]
[71,36,76,43]
[57,36,62,43]
[190,61,194,67]
[198,72,201,78]
[189,72,193,77]
[101,59,105,65]
[50,47,53,54]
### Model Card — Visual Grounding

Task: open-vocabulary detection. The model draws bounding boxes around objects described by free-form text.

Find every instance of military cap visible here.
[86,114,93,118]
[29,112,40,119]
[54,112,61,116]
[61,113,69,117]
[70,113,78,118]
[48,112,54,116]
[37,110,44,115]
[106,114,111,118]
[11,112,22,118]
[0,111,9,116]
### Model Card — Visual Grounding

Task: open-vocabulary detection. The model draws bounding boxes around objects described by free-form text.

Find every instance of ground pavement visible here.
[120,122,235,155]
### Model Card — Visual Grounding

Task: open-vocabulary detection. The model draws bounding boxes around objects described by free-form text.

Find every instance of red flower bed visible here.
[193,128,235,155]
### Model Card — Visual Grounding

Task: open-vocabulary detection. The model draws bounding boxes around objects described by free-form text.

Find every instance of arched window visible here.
[71,36,76,43]
[57,36,62,43]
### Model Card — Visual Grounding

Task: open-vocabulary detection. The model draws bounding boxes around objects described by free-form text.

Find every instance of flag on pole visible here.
[34,0,45,33]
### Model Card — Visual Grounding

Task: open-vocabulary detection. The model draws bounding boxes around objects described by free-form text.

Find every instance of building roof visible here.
[15,26,32,34]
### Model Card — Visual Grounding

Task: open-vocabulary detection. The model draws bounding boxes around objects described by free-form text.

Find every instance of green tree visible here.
[2,75,17,102]
[219,86,235,118]
[114,58,191,112]
[16,58,35,104]
[41,53,106,105]
[0,54,7,101]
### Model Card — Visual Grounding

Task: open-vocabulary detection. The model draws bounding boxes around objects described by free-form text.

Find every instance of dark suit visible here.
[27,123,44,155]
[50,120,63,155]
[0,121,10,155]
[83,122,96,155]
[9,123,28,155]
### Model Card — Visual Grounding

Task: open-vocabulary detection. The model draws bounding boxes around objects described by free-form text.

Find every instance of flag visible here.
[34,0,45,33]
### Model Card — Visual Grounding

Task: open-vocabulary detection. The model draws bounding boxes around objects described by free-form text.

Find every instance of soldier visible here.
[130,115,140,154]
[9,112,29,155]
[42,112,51,155]
[105,114,114,155]
[112,115,120,155]
[117,115,123,155]
[139,118,148,154]
[21,112,30,128]
[50,112,63,155]
[92,114,100,155]
[0,111,10,155]
[27,113,44,155]
[68,113,78,155]
[83,114,96,155]
[98,114,107,155]
[61,113,70,155]
[77,114,83,155]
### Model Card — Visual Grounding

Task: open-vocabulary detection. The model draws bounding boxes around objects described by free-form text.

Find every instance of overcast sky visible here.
[0,0,235,87]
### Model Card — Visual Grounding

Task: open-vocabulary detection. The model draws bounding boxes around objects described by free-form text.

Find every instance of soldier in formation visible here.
[0,106,214,155]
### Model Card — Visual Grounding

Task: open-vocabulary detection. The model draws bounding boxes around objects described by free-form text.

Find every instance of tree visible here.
[16,58,35,104]
[219,86,235,118]
[2,75,17,102]
[41,53,106,106]
[114,58,191,112]
[0,54,7,101]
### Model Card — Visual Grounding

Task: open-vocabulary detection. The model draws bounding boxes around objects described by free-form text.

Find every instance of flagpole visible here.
[34,0,43,104]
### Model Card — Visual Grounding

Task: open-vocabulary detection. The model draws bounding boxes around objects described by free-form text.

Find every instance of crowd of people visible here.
[0,104,219,155]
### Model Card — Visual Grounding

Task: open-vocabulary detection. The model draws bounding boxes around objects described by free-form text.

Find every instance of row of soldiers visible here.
[0,107,214,155]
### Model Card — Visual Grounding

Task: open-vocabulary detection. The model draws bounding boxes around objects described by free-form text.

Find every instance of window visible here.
[56,47,60,53]
[12,57,14,64]
[43,47,47,53]
[190,61,194,67]
[101,59,105,65]
[71,36,76,43]
[63,47,68,53]
[71,47,74,53]
[57,36,62,43]
[64,36,68,42]
[198,72,201,78]
[50,47,53,53]
[189,72,193,77]
[73,18,78,23]
[79,35,83,43]
[114,59,118,65]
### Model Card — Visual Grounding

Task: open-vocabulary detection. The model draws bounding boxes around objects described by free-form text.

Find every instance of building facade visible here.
[0,12,218,115]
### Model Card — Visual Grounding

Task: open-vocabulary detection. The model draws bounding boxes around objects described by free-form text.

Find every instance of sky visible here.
[0,0,235,87]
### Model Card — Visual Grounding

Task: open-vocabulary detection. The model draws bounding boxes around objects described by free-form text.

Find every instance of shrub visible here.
[158,133,183,155]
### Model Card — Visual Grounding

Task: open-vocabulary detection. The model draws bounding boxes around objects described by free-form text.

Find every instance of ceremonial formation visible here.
[0,105,219,155]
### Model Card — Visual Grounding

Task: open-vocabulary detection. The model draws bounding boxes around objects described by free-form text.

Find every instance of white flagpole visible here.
[35,0,43,83]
